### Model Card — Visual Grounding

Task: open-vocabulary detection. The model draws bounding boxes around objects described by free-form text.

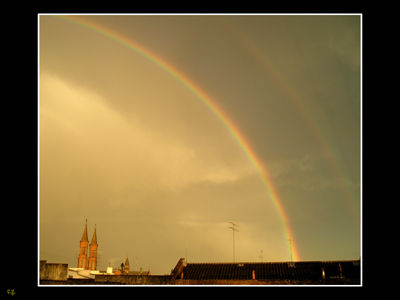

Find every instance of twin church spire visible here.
[78,219,98,270]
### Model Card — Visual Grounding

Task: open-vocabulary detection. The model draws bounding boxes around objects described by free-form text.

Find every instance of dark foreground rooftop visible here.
[171,258,360,284]
[40,258,361,285]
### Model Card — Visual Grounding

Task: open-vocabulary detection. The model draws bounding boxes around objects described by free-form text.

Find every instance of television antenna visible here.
[228,222,239,262]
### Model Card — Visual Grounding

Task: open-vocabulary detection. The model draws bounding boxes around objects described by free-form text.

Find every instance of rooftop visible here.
[172,258,360,282]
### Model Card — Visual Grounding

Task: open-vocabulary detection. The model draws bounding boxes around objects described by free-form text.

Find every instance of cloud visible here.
[265,154,351,192]
[40,72,270,272]
[40,72,255,194]
[327,22,360,70]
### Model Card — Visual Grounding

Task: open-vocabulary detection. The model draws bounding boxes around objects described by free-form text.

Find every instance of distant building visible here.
[124,257,130,274]
[88,226,98,270]
[126,268,151,276]
[68,268,97,279]
[114,269,122,275]
[77,220,89,269]
[77,219,98,270]
[114,257,150,276]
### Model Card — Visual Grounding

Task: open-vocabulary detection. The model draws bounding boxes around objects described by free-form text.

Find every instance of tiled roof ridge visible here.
[186,259,359,264]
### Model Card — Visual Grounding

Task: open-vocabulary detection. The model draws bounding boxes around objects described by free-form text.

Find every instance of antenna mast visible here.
[228,222,239,262]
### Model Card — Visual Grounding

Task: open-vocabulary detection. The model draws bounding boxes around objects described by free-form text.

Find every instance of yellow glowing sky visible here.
[39,14,361,274]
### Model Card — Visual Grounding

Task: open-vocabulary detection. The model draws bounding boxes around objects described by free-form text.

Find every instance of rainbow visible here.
[227,24,360,222]
[49,14,301,261]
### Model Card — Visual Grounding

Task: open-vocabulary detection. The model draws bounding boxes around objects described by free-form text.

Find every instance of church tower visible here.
[124,257,130,274]
[88,225,98,270]
[77,219,89,269]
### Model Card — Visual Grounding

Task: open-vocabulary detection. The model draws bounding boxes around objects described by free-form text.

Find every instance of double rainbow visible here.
[49,15,300,262]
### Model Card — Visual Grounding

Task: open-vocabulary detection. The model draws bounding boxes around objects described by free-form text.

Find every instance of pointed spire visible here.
[124,257,130,273]
[81,218,88,242]
[90,224,97,245]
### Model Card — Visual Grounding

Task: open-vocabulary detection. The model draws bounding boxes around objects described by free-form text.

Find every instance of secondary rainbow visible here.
[232,27,360,222]
[51,15,300,261]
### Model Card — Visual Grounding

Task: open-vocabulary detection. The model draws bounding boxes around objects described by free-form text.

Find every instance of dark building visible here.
[40,260,68,281]
[171,258,360,285]
[40,257,361,285]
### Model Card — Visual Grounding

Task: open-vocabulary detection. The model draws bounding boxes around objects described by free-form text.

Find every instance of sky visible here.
[39,14,361,275]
